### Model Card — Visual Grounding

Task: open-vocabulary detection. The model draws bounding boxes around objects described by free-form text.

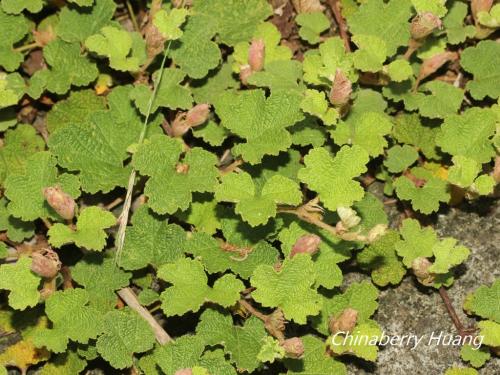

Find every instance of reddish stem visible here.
[327,0,351,52]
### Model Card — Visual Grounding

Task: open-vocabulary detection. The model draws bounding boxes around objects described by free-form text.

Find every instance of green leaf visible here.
[0,72,24,108]
[436,108,496,164]
[133,135,218,214]
[312,281,379,335]
[301,89,338,126]
[0,257,40,310]
[215,171,302,226]
[4,152,80,221]
[56,0,116,42]
[120,205,186,270]
[71,253,131,311]
[298,146,369,211]
[85,26,146,72]
[285,335,346,375]
[153,335,205,374]
[28,40,98,96]
[395,218,437,267]
[186,231,279,279]
[477,320,500,347]
[33,288,104,352]
[157,258,244,316]
[96,309,156,369]
[448,156,481,188]
[329,320,382,361]
[153,8,189,40]
[347,0,412,56]
[247,60,303,91]
[197,309,267,372]
[1,0,43,14]
[477,4,500,28]
[48,206,116,251]
[178,198,222,235]
[461,41,500,100]
[464,280,500,323]
[357,231,406,286]
[394,168,450,214]
[130,68,193,115]
[460,344,491,368]
[0,9,29,71]
[393,113,439,160]
[385,59,413,82]
[296,12,330,44]
[411,0,447,17]
[352,35,388,72]
[384,145,419,173]
[0,198,34,242]
[331,112,393,156]
[442,1,476,45]
[251,254,322,323]
[214,89,304,164]
[428,237,470,274]
[415,81,464,119]
[39,350,87,375]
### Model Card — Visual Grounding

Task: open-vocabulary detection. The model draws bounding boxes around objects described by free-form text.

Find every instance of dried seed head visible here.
[31,248,61,279]
[282,337,305,358]
[411,257,433,280]
[329,69,352,106]
[292,0,325,13]
[248,38,265,72]
[43,186,76,220]
[264,309,286,340]
[329,308,358,334]
[410,12,442,40]
[290,234,321,258]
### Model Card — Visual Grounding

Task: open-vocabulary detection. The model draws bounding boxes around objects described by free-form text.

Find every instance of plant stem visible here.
[117,287,172,344]
[124,0,140,32]
[114,42,171,266]
[327,0,351,52]
[239,299,268,322]
[438,286,474,337]
[13,42,40,53]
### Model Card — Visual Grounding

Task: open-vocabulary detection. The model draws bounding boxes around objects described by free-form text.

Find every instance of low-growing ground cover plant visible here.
[0,0,499,374]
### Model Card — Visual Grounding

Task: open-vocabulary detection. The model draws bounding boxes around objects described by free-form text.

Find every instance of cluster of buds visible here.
[166,104,211,138]
[240,39,265,84]
[290,234,321,258]
[329,308,358,334]
[43,186,76,220]
[30,248,61,279]
[410,12,443,40]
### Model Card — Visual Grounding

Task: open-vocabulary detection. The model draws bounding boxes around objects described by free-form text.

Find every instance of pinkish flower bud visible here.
[472,0,493,20]
[410,12,443,40]
[290,234,321,258]
[329,308,358,333]
[282,337,305,358]
[417,51,458,83]
[248,38,265,72]
[31,248,61,279]
[43,186,76,220]
[174,369,192,375]
[329,69,352,106]
[185,104,210,128]
[239,64,252,85]
[175,163,190,174]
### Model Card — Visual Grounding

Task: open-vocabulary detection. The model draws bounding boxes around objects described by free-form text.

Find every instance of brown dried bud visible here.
[174,369,192,375]
[282,337,305,358]
[248,39,265,72]
[329,69,352,106]
[292,0,324,13]
[290,234,321,258]
[43,186,76,220]
[410,12,443,40]
[329,308,358,334]
[31,248,61,279]
[417,51,458,82]
[239,64,252,85]
[472,0,494,21]
[411,257,432,280]
[264,309,286,340]
[33,25,56,47]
